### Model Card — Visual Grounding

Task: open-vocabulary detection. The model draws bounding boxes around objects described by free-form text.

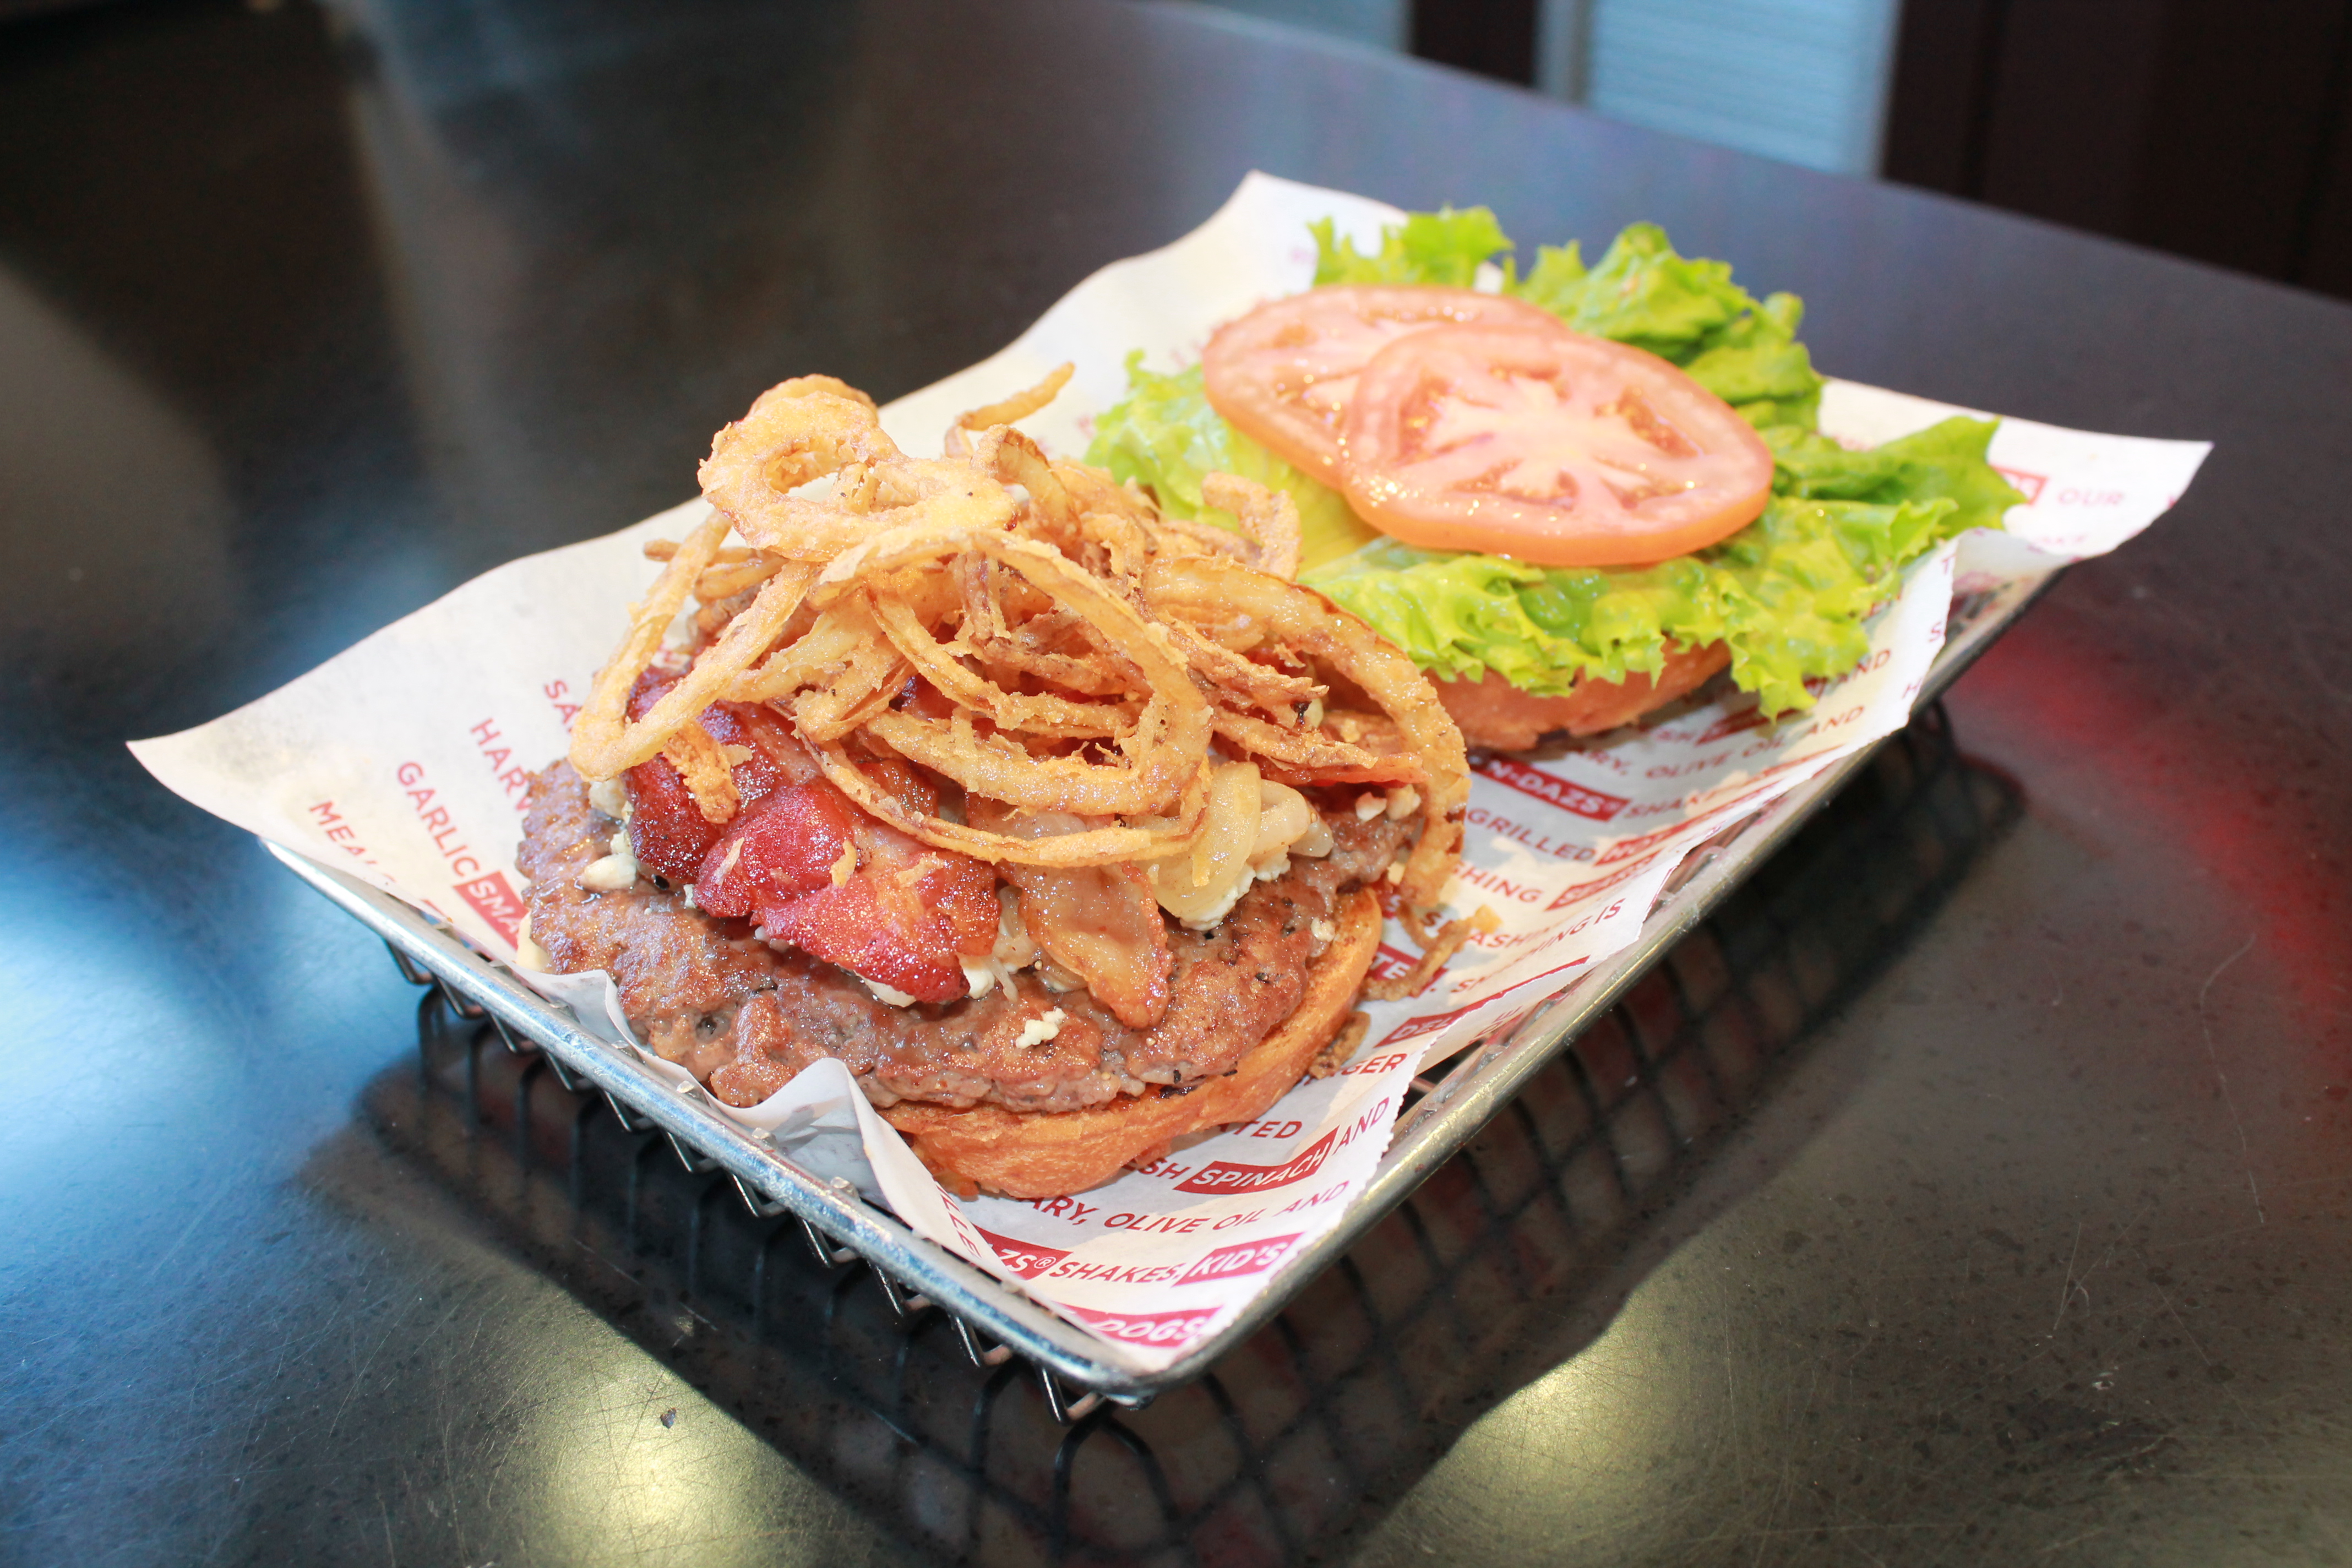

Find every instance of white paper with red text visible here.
[130,172,2208,1370]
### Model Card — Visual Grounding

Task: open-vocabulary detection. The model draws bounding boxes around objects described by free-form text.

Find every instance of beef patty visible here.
[518,762,1409,1115]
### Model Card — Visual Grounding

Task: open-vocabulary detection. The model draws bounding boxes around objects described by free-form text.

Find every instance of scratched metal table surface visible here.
[3,1,2349,1564]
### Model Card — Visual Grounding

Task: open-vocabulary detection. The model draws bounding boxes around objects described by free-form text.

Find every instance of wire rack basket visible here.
[340,694,2023,1565]
[275,568,2054,1409]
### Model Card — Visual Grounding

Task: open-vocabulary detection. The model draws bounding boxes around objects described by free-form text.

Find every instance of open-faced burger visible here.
[1087,208,2027,750]
[517,372,1487,1199]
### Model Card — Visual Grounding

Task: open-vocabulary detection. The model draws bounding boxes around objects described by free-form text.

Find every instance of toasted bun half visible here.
[883,888,1385,1200]
[1435,640,1731,752]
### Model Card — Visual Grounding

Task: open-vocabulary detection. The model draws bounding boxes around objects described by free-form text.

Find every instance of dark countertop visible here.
[3,2,2348,1564]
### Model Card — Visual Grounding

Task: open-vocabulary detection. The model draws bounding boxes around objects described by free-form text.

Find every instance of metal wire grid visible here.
[360,701,2018,1565]
[300,573,2055,1398]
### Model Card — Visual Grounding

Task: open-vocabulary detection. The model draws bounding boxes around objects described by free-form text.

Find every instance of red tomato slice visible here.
[1201,285,1565,482]
[1339,324,1773,567]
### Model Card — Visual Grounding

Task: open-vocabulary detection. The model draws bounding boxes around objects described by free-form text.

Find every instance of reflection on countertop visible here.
[305,709,2017,1565]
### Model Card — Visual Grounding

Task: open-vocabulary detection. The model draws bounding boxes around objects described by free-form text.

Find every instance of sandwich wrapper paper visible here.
[131,173,2209,1370]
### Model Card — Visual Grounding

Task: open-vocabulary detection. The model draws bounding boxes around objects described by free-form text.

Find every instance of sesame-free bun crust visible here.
[883,889,1384,1199]
[1434,640,1732,752]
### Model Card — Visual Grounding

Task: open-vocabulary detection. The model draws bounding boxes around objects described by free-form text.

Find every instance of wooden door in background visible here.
[1884,0,2352,298]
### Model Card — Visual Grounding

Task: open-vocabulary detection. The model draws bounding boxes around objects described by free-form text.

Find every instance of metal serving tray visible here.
[271,567,2055,1410]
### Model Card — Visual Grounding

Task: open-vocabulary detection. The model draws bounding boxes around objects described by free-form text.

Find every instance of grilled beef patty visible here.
[518,762,1408,1114]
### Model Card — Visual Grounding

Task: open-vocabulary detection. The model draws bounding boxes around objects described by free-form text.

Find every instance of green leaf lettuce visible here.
[1312,210,1822,429]
[1086,352,1379,570]
[1087,210,2023,717]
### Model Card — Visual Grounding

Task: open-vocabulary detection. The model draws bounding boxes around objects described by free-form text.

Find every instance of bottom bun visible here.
[1435,640,1732,752]
[883,888,1385,1199]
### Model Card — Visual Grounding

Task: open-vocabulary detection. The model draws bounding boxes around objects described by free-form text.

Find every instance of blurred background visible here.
[1201,0,2352,301]
[6,0,2349,298]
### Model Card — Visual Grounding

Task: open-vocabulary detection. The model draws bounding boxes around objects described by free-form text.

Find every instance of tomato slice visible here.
[1340,324,1774,567]
[1201,285,1566,482]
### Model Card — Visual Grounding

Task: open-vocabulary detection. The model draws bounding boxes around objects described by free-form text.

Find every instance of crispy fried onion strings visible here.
[869,591,1130,740]
[576,375,1467,907]
[1145,556,1468,910]
[661,720,742,824]
[1364,908,1502,1001]
[1200,471,1302,581]
[956,362,1074,431]
[700,375,1017,561]
[801,527,1211,862]
[570,525,820,782]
